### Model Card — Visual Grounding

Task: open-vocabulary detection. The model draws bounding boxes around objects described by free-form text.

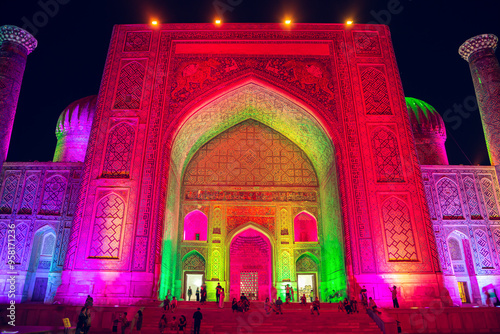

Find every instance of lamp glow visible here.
[215,19,221,25]
[151,20,158,26]
[346,20,353,25]
[285,19,292,25]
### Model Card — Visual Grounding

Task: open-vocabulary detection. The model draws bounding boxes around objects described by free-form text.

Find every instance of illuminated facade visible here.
[0,24,499,308]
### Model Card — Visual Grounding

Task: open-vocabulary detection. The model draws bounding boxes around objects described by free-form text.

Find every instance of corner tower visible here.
[459,34,500,165]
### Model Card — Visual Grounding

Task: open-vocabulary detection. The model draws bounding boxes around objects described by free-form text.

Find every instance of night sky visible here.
[0,0,499,165]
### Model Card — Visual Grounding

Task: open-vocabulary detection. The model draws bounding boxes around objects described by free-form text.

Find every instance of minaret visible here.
[0,25,37,167]
[459,34,500,165]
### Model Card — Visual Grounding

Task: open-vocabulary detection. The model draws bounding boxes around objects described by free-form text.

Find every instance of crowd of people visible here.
[75,283,408,333]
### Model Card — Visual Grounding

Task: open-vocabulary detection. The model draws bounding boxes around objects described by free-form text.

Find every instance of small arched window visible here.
[184,210,208,241]
[294,212,318,242]
[41,233,56,256]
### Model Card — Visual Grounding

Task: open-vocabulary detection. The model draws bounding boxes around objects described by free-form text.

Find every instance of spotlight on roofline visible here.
[215,19,222,25]
[346,20,353,25]
[285,19,292,25]
[151,20,158,25]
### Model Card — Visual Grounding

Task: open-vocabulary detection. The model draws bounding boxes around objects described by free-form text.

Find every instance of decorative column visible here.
[459,34,500,165]
[0,25,37,167]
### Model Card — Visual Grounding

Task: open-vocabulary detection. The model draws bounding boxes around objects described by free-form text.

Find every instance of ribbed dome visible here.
[55,95,97,137]
[406,97,446,138]
[53,95,97,162]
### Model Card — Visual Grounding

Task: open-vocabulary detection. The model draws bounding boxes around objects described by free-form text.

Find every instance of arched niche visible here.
[294,212,318,242]
[24,226,57,303]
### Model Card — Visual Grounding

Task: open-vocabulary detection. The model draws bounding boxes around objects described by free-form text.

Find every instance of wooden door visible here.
[32,277,48,302]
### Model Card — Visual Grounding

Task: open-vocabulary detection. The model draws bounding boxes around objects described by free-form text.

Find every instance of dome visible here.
[53,95,97,162]
[406,97,448,165]
[55,95,97,137]
[406,97,446,138]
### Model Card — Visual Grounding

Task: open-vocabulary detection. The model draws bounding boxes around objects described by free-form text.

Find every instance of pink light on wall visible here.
[294,212,318,242]
[183,210,208,241]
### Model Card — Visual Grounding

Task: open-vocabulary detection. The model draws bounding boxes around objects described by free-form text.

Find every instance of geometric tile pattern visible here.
[0,222,6,263]
[474,229,493,268]
[353,32,382,56]
[448,237,462,261]
[37,260,52,270]
[170,84,333,182]
[39,176,67,215]
[240,271,258,300]
[424,185,436,219]
[182,252,205,271]
[184,119,318,187]
[89,194,125,259]
[296,255,318,272]
[361,67,392,115]
[463,177,482,219]
[371,128,404,182]
[18,175,39,215]
[436,178,463,219]
[480,178,500,219]
[113,62,145,110]
[14,223,28,264]
[124,32,151,52]
[382,197,418,261]
[281,251,291,280]
[0,174,19,214]
[211,249,220,279]
[102,123,135,178]
[494,229,500,258]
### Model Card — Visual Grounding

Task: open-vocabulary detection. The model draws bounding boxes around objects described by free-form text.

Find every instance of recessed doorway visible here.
[184,272,204,301]
[297,274,316,302]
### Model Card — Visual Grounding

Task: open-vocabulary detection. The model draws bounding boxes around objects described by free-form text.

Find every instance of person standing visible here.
[158,314,168,334]
[290,286,295,302]
[216,283,222,303]
[218,288,225,308]
[389,286,400,308]
[188,286,192,301]
[360,286,368,307]
[75,307,88,334]
[285,284,291,303]
[311,297,320,315]
[120,312,129,334]
[196,287,200,302]
[83,307,91,334]
[310,289,314,303]
[201,287,207,305]
[171,297,178,313]
[193,308,203,334]
[131,308,143,334]
[163,295,170,311]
